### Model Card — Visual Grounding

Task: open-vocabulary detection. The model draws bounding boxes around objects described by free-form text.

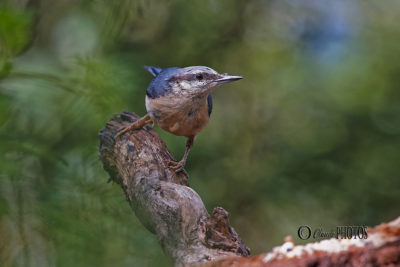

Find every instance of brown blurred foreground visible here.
[200,217,400,267]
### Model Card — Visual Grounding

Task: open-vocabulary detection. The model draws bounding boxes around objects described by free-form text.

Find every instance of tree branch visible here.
[99,111,399,267]
[98,111,250,266]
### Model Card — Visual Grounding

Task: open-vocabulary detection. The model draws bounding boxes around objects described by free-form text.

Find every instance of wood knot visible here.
[201,207,250,256]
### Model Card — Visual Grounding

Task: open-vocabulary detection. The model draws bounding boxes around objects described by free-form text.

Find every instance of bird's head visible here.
[145,65,242,98]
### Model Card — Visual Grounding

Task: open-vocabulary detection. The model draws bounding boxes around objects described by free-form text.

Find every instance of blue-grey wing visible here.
[207,94,212,117]
[144,66,163,77]
[146,67,180,98]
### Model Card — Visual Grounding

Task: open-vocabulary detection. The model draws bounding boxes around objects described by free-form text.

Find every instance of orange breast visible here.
[146,95,210,137]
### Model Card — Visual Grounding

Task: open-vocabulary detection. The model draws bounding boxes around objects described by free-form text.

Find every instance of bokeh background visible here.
[1,0,400,266]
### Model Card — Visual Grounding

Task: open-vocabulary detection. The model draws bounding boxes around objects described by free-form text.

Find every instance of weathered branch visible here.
[98,111,249,266]
[99,111,399,267]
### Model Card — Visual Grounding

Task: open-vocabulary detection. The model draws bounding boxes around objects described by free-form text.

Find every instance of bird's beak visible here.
[214,75,243,84]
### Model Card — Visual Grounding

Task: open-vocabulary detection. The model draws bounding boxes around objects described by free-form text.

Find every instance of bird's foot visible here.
[114,123,137,139]
[114,115,152,140]
[167,160,185,173]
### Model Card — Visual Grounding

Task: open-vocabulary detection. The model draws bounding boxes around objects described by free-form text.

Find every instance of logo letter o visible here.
[298,226,311,240]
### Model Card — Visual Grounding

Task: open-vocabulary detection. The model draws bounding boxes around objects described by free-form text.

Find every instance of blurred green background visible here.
[1,0,400,266]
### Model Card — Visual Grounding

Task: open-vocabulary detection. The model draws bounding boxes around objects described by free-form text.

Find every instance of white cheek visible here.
[180,81,192,90]
[171,82,182,94]
[145,95,151,112]
[179,81,205,92]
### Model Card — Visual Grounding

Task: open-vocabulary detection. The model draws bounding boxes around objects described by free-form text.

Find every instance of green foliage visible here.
[0,5,33,58]
[1,1,400,266]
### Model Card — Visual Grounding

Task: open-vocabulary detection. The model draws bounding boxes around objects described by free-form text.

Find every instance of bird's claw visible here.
[114,125,131,139]
[113,115,152,140]
[167,160,185,173]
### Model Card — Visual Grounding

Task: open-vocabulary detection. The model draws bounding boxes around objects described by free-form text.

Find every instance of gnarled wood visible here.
[98,111,249,266]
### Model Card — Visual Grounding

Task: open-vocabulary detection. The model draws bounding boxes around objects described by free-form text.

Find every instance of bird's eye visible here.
[196,73,203,80]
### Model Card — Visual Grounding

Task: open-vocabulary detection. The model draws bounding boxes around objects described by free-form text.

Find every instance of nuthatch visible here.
[115,66,242,172]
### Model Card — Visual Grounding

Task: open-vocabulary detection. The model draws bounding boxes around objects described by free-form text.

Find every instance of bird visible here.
[114,65,242,172]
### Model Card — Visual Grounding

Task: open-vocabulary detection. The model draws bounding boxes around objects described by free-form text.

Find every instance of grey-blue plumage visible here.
[207,94,212,117]
[145,66,179,99]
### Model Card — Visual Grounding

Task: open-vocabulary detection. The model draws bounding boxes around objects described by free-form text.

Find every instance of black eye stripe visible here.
[172,72,220,82]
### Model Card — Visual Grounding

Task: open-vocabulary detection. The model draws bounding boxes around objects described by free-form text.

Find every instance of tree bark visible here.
[98,111,250,267]
[99,111,400,267]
